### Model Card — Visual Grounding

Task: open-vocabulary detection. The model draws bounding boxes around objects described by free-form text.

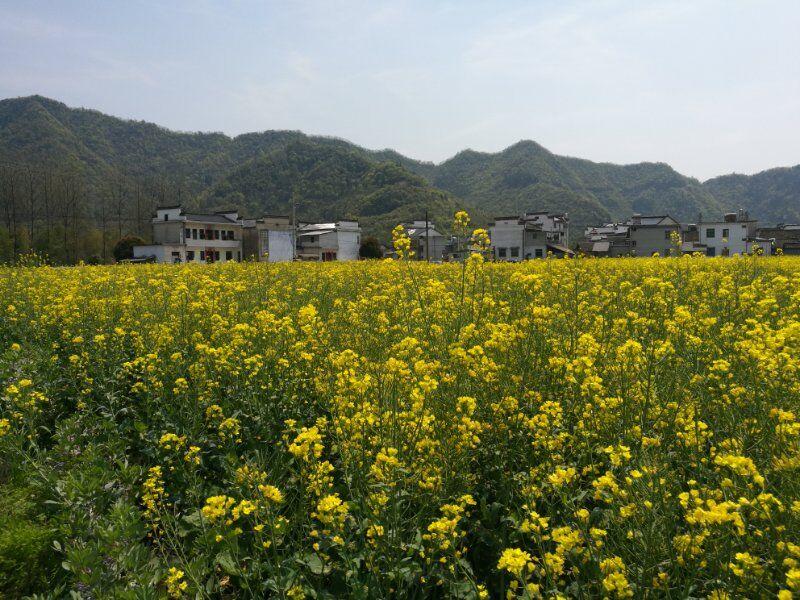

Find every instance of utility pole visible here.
[291,191,298,260]
[425,209,430,263]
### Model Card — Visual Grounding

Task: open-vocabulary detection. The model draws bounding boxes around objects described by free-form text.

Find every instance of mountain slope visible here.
[703,166,800,225]
[1,95,798,246]
[203,140,475,240]
[405,141,724,227]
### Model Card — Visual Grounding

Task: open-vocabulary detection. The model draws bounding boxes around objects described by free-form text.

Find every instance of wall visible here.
[336,230,360,261]
[629,226,677,256]
[266,230,295,262]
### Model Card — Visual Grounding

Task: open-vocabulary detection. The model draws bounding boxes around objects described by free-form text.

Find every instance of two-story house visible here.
[295,221,361,261]
[133,206,243,263]
[697,211,770,256]
[489,212,572,261]
[581,215,680,257]
[405,221,449,262]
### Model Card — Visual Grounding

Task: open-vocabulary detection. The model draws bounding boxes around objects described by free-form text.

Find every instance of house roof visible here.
[592,241,611,252]
[407,228,443,237]
[183,213,239,224]
[547,243,574,255]
[298,230,334,237]
[625,215,678,227]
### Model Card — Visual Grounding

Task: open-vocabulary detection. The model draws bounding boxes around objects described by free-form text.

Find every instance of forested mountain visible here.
[405,141,724,226]
[204,140,472,241]
[0,95,798,263]
[703,166,800,225]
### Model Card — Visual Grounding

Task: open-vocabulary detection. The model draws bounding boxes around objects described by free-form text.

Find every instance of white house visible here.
[133,206,243,263]
[489,212,571,261]
[698,210,770,256]
[296,221,361,261]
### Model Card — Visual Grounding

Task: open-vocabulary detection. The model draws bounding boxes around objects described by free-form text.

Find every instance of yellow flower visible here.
[165,567,187,598]
[497,548,533,577]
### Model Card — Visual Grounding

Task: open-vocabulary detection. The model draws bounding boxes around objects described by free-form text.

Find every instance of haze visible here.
[1,0,798,180]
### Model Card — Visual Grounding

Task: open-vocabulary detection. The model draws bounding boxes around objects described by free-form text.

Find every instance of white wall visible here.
[700,222,748,255]
[336,230,360,261]
[490,221,523,261]
[266,230,295,262]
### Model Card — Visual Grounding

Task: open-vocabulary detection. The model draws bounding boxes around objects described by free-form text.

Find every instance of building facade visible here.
[242,216,295,262]
[133,206,243,263]
[581,215,680,257]
[405,221,449,261]
[489,212,571,261]
[757,224,800,255]
[296,221,361,261]
[696,211,770,256]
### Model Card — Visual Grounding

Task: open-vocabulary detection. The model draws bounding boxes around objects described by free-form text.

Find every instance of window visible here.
[706,228,716,238]
[192,228,197,239]
[237,251,241,261]
[225,251,233,261]
[200,250,205,261]
[665,229,672,239]
[214,230,220,240]
[510,247,519,258]
[199,229,206,239]
[185,228,191,239]
[498,248,507,258]
[187,251,195,261]
[722,228,729,239]
[214,251,220,261]
[535,248,543,258]
[164,214,169,221]
[706,247,716,257]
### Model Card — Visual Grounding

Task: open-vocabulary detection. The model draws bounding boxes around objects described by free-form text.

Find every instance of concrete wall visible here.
[133,244,183,263]
[153,222,184,245]
[700,222,749,255]
[629,226,678,256]
[264,230,295,262]
[336,230,360,261]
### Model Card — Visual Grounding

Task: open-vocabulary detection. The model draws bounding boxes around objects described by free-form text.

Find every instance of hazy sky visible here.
[1,0,798,180]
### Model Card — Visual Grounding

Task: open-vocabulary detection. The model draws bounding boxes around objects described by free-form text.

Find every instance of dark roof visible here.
[183,213,239,224]
[156,204,182,210]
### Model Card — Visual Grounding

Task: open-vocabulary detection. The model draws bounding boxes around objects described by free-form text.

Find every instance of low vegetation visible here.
[1,247,799,597]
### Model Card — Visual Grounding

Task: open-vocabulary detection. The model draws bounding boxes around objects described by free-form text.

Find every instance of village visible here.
[132,205,800,263]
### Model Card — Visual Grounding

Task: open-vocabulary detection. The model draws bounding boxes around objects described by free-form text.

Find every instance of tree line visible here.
[0,163,192,264]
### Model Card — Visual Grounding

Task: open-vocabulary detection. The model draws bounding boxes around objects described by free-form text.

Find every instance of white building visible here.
[242,216,295,262]
[489,212,571,261]
[133,206,243,263]
[296,221,361,261]
[697,210,771,256]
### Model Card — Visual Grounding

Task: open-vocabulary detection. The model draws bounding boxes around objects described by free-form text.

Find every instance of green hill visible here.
[403,141,724,227]
[203,140,472,241]
[703,166,800,225]
[0,95,798,263]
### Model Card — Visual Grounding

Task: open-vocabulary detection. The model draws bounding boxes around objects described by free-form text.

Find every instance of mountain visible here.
[0,95,798,263]
[203,140,472,241]
[398,141,726,227]
[703,166,800,225]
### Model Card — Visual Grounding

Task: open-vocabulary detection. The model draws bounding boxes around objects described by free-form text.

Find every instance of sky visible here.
[0,0,798,180]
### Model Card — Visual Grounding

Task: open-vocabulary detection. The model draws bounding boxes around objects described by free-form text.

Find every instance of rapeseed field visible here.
[1,249,799,598]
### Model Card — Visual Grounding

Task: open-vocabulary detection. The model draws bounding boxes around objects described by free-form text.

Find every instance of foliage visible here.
[359,236,383,259]
[113,234,146,262]
[703,165,800,225]
[1,246,800,598]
